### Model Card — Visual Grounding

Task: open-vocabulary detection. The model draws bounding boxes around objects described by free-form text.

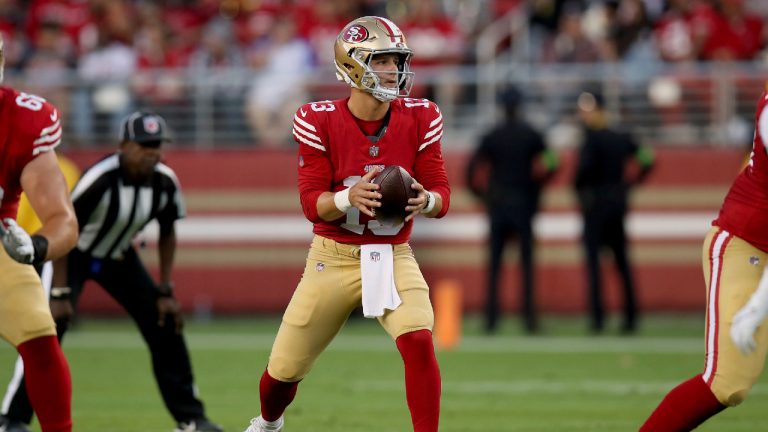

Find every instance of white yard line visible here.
[136,212,717,243]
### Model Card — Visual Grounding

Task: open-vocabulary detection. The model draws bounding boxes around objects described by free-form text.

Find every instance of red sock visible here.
[17,336,72,432]
[396,330,441,432]
[640,374,725,431]
[259,369,298,422]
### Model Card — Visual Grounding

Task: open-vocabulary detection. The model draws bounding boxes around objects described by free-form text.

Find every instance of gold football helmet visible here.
[334,16,414,102]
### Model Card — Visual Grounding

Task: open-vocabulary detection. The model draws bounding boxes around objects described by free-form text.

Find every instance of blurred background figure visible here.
[244,15,312,147]
[573,90,655,335]
[399,0,466,116]
[465,86,559,335]
[187,16,245,144]
[70,0,136,145]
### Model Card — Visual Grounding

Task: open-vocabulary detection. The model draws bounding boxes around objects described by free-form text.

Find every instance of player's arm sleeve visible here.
[31,104,63,158]
[415,102,451,218]
[758,100,768,154]
[293,106,333,223]
[155,167,186,232]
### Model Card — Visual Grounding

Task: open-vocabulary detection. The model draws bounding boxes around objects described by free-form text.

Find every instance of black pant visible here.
[582,209,637,333]
[3,247,206,424]
[485,209,537,333]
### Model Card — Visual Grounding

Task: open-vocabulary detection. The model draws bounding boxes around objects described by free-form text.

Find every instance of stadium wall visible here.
[62,146,746,317]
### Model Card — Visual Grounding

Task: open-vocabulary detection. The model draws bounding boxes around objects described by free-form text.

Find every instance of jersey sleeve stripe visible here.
[39,120,61,137]
[293,130,326,151]
[293,123,322,143]
[294,114,317,132]
[418,131,443,151]
[33,124,62,145]
[429,113,442,128]
[32,140,61,156]
[423,123,443,140]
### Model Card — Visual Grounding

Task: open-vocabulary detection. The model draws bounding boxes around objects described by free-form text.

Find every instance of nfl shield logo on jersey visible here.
[370,251,381,262]
[369,145,379,157]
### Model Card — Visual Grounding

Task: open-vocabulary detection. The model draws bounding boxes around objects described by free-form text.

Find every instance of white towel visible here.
[360,244,402,318]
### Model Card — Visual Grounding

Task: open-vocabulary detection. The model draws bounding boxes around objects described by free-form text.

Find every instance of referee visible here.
[0,112,222,432]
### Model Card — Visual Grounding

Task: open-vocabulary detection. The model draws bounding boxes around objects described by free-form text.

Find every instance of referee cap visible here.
[120,111,172,147]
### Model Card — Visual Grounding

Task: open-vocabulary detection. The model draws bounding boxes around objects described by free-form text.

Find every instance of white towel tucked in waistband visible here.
[360,244,402,318]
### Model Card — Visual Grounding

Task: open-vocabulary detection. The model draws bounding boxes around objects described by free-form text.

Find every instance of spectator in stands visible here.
[400,0,465,109]
[466,86,559,335]
[245,16,312,147]
[132,16,187,135]
[70,0,136,145]
[653,0,699,62]
[24,0,94,57]
[19,20,77,117]
[698,0,764,61]
[295,0,359,100]
[539,1,604,63]
[573,90,655,335]
[187,16,246,144]
[158,0,212,62]
[0,0,25,73]
[604,0,654,62]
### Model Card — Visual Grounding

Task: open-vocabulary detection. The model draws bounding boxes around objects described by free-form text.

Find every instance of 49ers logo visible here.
[342,24,368,43]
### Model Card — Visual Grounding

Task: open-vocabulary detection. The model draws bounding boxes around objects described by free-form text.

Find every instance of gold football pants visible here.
[703,226,768,406]
[0,250,56,346]
[267,235,434,382]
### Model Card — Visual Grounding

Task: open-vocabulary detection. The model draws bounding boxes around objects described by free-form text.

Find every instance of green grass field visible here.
[1,314,766,431]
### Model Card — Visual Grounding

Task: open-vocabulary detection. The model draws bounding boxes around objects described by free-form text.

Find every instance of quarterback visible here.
[243,16,450,432]
[0,36,77,432]
[642,90,768,430]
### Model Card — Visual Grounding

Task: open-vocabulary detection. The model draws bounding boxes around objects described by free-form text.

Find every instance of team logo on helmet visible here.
[143,116,160,134]
[342,24,369,43]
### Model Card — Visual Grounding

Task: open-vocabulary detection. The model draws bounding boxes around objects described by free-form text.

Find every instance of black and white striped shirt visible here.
[70,153,186,259]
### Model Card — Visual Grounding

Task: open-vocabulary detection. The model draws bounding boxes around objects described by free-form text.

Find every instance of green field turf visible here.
[0,314,766,431]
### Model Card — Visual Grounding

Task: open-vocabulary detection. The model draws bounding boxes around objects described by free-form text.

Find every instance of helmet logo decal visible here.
[343,24,369,43]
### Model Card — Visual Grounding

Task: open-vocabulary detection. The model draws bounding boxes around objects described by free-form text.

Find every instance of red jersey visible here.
[0,86,62,220]
[715,91,768,251]
[293,97,451,245]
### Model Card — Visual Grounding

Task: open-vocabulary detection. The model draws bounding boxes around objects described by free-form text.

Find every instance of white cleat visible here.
[244,415,284,432]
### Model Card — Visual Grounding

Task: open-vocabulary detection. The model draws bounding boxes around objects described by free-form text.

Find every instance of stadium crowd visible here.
[0,0,766,146]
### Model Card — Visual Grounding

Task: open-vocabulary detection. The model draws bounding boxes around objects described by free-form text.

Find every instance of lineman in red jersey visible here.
[641,91,768,430]
[243,16,449,432]
[0,36,77,432]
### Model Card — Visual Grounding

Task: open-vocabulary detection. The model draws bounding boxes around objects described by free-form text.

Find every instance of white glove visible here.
[730,302,766,355]
[730,264,768,355]
[0,218,35,264]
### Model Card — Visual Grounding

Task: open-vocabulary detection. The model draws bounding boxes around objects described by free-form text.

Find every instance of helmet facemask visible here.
[350,49,414,102]
[334,16,415,102]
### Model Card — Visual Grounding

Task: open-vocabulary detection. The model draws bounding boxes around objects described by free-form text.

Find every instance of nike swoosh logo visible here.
[50,110,58,122]
[300,109,307,117]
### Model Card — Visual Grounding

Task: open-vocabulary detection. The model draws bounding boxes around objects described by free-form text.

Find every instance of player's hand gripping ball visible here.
[372,165,418,226]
